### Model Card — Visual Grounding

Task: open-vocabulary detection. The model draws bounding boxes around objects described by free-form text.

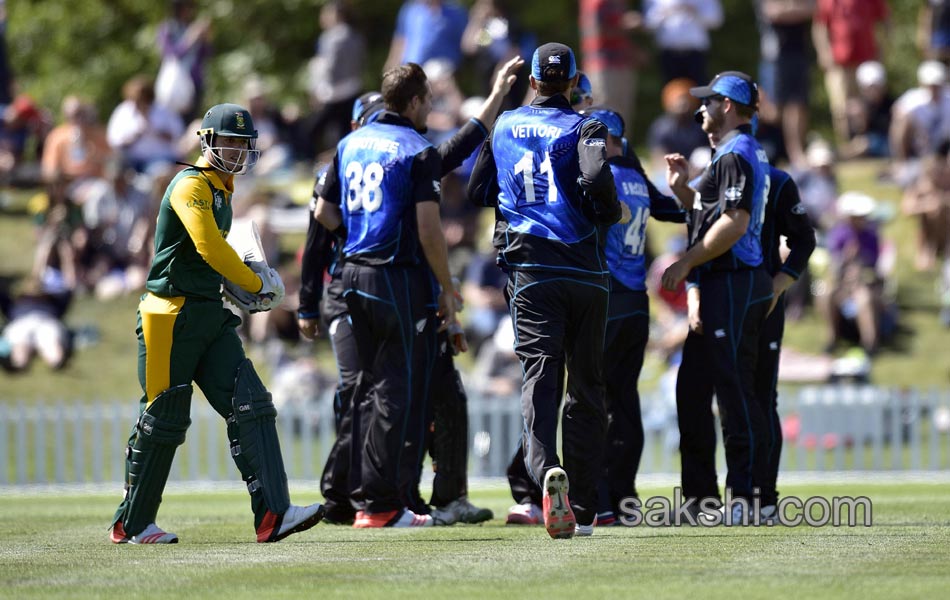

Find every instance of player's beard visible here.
[701,105,723,135]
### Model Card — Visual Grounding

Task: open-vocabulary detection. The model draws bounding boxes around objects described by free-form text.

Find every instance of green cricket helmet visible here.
[197,103,260,174]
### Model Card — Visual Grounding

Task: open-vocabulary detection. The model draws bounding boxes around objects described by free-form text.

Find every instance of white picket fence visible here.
[1,385,949,485]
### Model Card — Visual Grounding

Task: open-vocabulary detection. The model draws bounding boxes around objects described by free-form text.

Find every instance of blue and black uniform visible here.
[676,124,774,503]
[317,111,441,515]
[597,154,685,515]
[305,116,489,519]
[754,167,816,505]
[468,94,621,526]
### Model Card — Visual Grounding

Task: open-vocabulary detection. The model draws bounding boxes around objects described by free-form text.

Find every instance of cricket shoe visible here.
[542,467,576,539]
[595,511,616,527]
[505,502,543,525]
[257,503,326,542]
[352,508,433,528]
[110,521,178,544]
[431,496,494,525]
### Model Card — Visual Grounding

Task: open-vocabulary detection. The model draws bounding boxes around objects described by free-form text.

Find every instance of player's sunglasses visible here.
[701,95,725,107]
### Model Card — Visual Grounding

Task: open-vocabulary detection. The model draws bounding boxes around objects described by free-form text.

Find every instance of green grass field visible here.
[1,481,948,599]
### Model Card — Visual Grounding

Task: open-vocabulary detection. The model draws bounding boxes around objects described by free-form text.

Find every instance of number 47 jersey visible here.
[332,119,439,266]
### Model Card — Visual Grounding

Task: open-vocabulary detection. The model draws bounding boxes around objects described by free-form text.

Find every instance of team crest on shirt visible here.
[724,186,742,202]
[433,180,441,194]
[215,194,222,210]
[791,203,807,215]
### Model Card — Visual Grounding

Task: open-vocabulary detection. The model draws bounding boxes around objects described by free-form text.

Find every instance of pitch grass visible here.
[1,482,948,599]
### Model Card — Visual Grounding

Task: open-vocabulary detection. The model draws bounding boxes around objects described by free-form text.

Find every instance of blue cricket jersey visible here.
[333,116,438,266]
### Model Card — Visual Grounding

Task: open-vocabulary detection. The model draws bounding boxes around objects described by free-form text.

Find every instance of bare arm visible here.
[314,196,342,233]
[661,209,749,290]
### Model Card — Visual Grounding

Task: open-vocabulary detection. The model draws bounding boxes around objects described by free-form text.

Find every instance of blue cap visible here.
[351,91,384,126]
[690,71,758,108]
[581,106,624,138]
[531,42,577,82]
[570,73,593,105]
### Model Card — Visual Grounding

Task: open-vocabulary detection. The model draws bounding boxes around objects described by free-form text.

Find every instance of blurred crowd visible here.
[1,0,949,387]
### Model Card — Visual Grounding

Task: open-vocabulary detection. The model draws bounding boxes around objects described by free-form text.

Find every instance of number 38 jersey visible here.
[318,112,442,266]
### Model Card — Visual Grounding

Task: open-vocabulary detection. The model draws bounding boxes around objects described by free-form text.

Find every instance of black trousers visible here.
[677,268,772,502]
[754,294,786,506]
[319,314,362,520]
[507,269,609,526]
[342,263,435,514]
[427,333,471,507]
[597,289,649,514]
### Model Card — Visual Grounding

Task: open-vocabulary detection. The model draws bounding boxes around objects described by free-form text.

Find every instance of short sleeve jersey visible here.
[687,125,769,271]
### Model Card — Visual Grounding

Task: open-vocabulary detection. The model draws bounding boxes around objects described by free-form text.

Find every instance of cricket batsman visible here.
[109,103,324,544]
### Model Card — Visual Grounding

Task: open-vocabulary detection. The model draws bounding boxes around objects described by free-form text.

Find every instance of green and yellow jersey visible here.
[146,157,262,301]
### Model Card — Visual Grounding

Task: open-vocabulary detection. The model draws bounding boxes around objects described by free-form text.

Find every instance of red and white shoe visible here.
[352,508,433,528]
[257,503,325,543]
[542,467,575,539]
[505,502,543,525]
[111,521,178,544]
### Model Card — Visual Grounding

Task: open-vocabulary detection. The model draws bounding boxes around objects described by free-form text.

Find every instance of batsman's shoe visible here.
[595,511,616,527]
[257,503,325,543]
[542,467,576,539]
[352,508,433,528]
[505,502,543,525]
[111,521,178,544]
[431,496,494,526]
[575,523,594,537]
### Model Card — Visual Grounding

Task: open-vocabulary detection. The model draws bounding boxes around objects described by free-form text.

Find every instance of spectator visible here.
[901,142,950,271]
[106,75,184,176]
[579,0,646,133]
[31,179,87,291]
[156,0,211,120]
[242,77,292,176]
[812,0,890,146]
[918,0,950,63]
[1,273,73,373]
[890,61,950,180]
[793,138,839,230]
[303,0,366,158]
[0,0,12,107]
[757,0,815,168]
[423,59,465,137]
[461,0,533,109]
[81,162,154,299]
[644,0,723,85]
[41,96,112,204]
[647,78,707,168]
[841,60,893,159]
[385,0,468,73]
[0,95,51,187]
[819,191,886,355]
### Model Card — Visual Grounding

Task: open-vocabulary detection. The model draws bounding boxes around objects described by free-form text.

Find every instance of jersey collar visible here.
[196,157,234,193]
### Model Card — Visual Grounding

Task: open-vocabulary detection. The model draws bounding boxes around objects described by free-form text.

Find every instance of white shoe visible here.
[431,496,494,526]
[390,508,433,528]
[258,503,325,542]
[574,523,594,537]
[759,504,778,525]
[128,522,178,544]
[506,502,543,525]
